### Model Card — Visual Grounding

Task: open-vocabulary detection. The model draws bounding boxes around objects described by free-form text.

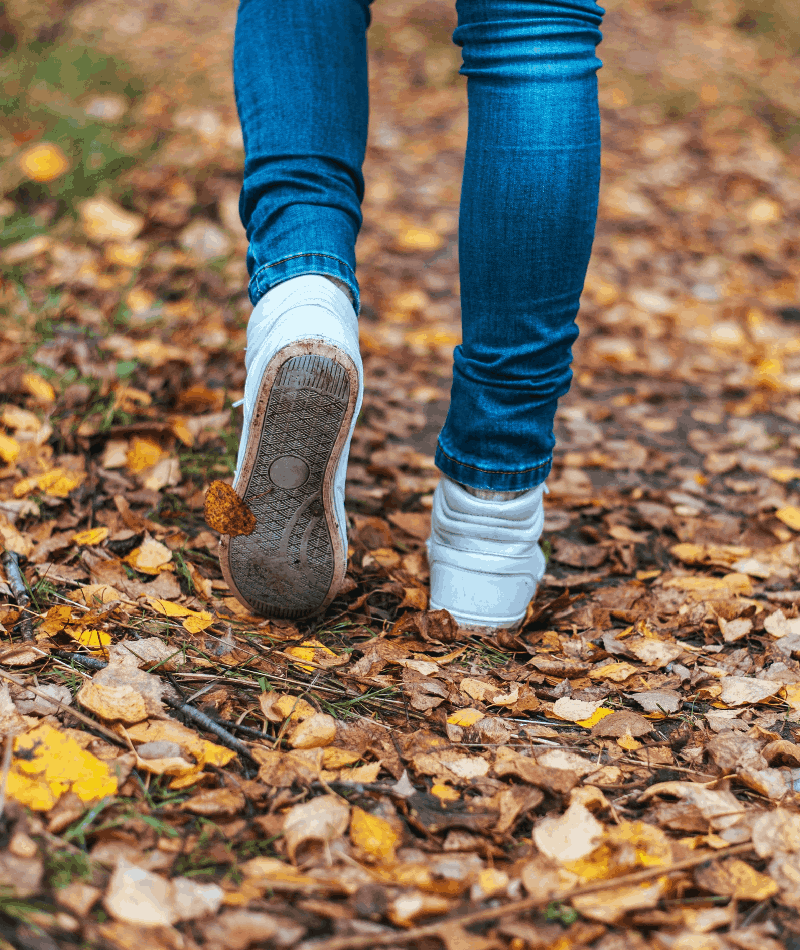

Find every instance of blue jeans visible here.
[233,0,605,492]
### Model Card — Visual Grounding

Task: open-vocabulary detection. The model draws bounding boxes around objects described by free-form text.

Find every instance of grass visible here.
[0,39,154,236]
[44,851,93,890]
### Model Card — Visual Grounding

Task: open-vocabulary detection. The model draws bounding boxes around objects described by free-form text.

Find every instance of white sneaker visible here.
[220,274,363,619]
[426,476,547,631]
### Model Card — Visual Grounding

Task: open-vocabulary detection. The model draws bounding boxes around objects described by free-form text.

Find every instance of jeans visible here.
[233,0,605,492]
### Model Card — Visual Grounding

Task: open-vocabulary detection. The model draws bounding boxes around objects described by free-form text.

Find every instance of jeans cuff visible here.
[248,252,360,317]
[434,441,552,493]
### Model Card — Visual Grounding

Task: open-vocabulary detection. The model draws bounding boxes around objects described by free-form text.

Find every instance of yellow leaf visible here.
[21,372,56,403]
[171,417,194,447]
[589,662,639,683]
[617,734,642,750]
[350,806,399,864]
[784,684,800,714]
[395,227,445,252]
[126,437,164,473]
[37,468,85,498]
[288,712,337,750]
[18,142,69,182]
[770,468,800,484]
[431,783,460,802]
[125,719,235,788]
[74,584,127,606]
[447,707,485,727]
[7,723,117,811]
[776,507,800,532]
[125,538,172,575]
[69,628,111,656]
[576,707,615,729]
[148,598,192,617]
[72,526,109,546]
[182,610,214,634]
[0,433,20,464]
[270,694,317,722]
[322,748,361,769]
[37,605,72,637]
[286,640,337,673]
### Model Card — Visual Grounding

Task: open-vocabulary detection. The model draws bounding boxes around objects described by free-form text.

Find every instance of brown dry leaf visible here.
[282,794,350,864]
[288,712,337,749]
[629,689,682,715]
[104,858,223,925]
[752,809,800,857]
[124,718,235,787]
[201,911,306,950]
[78,196,144,242]
[639,782,745,830]
[552,696,606,723]
[204,480,256,536]
[717,676,783,707]
[695,857,778,901]
[124,537,173,575]
[534,802,604,863]
[181,787,246,817]
[77,652,165,723]
[590,710,653,738]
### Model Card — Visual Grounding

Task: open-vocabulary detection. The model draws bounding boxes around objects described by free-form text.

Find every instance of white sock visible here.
[459,482,527,501]
[324,275,354,307]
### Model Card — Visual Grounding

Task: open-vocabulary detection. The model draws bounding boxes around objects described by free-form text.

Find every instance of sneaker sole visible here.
[220,339,359,619]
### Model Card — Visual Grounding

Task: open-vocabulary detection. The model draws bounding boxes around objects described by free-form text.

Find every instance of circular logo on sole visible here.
[269,455,310,489]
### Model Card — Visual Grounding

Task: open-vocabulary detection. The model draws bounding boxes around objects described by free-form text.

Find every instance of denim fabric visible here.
[233,0,605,491]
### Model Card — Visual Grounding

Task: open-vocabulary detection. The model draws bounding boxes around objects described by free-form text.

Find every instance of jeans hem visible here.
[248,253,360,317]
[435,442,552,492]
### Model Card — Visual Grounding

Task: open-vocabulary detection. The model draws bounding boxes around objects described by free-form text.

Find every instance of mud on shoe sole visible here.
[220,340,359,619]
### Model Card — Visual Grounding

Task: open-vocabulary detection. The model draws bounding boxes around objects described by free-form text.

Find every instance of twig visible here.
[0,668,128,748]
[52,650,108,671]
[1,551,34,641]
[297,842,755,950]
[163,695,257,763]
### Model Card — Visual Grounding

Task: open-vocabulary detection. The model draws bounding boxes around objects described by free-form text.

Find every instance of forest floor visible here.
[2,0,800,947]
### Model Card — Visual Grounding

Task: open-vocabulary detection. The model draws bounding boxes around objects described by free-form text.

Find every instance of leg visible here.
[234,0,373,314]
[427,0,605,629]
[436,0,605,492]
[223,0,372,618]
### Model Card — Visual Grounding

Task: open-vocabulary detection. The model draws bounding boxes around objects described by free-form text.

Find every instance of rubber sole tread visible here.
[226,352,351,618]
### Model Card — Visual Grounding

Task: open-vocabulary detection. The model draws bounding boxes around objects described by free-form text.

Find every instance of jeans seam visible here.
[436,441,551,475]
[251,253,353,291]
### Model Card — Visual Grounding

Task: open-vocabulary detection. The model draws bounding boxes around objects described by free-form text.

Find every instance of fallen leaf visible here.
[534,802,604,863]
[350,806,400,864]
[552,697,606,723]
[104,858,223,925]
[695,857,778,900]
[18,142,69,181]
[204,480,256,536]
[72,527,110,546]
[288,712,337,750]
[282,794,350,863]
[124,537,173,575]
[78,196,145,242]
[717,676,782,707]
[77,652,165,723]
[8,723,118,810]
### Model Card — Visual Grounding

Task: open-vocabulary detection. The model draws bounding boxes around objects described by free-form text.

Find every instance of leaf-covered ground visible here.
[2,0,800,947]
